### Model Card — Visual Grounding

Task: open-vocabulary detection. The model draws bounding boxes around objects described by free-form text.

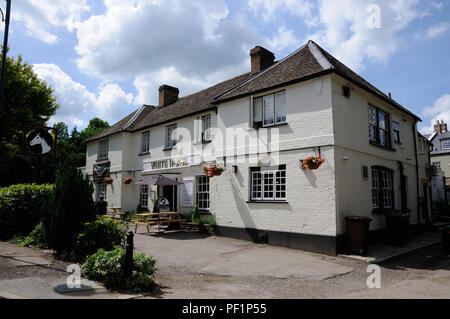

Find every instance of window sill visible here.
[96,158,109,162]
[163,146,176,151]
[202,140,212,144]
[254,122,288,129]
[138,152,150,156]
[369,141,396,152]
[394,141,401,145]
[246,200,288,204]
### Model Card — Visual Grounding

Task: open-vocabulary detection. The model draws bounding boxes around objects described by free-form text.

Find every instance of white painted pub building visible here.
[84,41,431,255]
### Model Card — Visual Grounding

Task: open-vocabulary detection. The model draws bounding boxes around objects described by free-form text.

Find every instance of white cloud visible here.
[421,94,450,134]
[12,0,90,44]
[96,84,134,122]
[248,0,438,72]
[306,0,428,72]
[416,22,449,40]
[33,63,134,127]
[74,0,262,82]
[248,0,318,26]
[267,26,301,53]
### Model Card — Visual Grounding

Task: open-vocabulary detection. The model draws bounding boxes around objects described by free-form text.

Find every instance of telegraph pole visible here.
[0,0,11,116]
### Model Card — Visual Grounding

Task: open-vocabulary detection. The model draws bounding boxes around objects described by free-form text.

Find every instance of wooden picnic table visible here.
[105,212,126,220]
[105,207,126,220]
[134,212,186,234]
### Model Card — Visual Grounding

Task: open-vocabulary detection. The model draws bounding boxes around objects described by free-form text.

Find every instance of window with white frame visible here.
[201,115,211,142]
[371,167,393,209]
[441,139,450,150]
[97,183,107,201]
[98,140,109,160]
[252,91,286,128]
[166,124,177,149]
[196,176,210,210]
[250,165,286,201]
[140,185,149,208]
[141,131,150,153]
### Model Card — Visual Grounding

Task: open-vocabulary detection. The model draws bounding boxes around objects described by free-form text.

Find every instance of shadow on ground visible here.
[380,243,449,271]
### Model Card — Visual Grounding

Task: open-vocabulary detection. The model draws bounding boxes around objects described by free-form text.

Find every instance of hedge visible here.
[0,184,53,239]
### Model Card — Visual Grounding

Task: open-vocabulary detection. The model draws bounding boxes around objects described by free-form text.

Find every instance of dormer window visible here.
[442,139,450,150]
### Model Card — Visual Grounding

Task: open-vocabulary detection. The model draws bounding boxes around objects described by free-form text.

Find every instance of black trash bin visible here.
[386,212,409,246]
[443,226,450,253]
[345,216,372,256]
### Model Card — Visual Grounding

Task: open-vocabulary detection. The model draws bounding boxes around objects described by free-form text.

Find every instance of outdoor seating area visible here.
[105,207,126,220]
[132,212,187,235]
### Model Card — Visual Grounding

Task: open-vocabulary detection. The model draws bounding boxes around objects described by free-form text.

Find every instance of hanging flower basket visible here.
[302,155,325,170]
[104,177,114,184]
[203,164,226,177]
[122,176,133,184]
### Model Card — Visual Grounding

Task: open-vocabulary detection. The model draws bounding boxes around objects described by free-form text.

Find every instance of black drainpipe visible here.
[398,161,407,213]
[412,121,421,225]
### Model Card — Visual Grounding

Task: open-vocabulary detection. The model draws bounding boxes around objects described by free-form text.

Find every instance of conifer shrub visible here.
[42,155,96,253]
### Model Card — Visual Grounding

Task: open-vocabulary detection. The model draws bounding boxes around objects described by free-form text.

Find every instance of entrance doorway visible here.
[161,184,178,211]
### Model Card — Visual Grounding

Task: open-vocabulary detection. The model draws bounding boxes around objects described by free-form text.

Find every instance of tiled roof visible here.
[88,40,420,142]
[430,131,450,155]
[214,41,421,121]
[87,72,252,141]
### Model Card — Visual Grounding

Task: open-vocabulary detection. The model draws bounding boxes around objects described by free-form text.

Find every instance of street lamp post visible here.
[0,0,11,116]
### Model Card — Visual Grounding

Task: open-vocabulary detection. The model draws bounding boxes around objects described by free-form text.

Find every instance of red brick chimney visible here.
[434,120,448,134]
[159,85,179,107]
[250,46,275,74]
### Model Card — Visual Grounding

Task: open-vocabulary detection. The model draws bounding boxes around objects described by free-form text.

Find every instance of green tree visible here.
[0,54,59,186]
[53,122,69,141]
[42,154,96,253]
[81,117,110,141]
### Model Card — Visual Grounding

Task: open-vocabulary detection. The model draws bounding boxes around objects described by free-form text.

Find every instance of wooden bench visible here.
[133,212,187,234]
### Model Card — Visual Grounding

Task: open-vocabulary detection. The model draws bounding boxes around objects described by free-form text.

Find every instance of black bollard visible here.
[124,230,134,277]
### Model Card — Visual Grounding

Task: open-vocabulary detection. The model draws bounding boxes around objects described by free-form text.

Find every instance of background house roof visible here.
[430,131,450,155]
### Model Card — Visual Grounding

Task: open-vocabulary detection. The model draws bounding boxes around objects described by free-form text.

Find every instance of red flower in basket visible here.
[203,164,226,177]
[122,176,133,184]
[104,177,114,184]
[302,155,325,170]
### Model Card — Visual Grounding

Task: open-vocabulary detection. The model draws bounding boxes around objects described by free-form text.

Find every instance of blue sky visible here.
[3,0,450,134]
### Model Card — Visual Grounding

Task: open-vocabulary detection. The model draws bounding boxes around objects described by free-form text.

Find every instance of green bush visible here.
[0,184,53,239]
[42,155,96,253]
[9,222,48,248]
[74,216,127,260]
[81,248,157,292]
[199,214,216,225]
[191,205,200,223]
